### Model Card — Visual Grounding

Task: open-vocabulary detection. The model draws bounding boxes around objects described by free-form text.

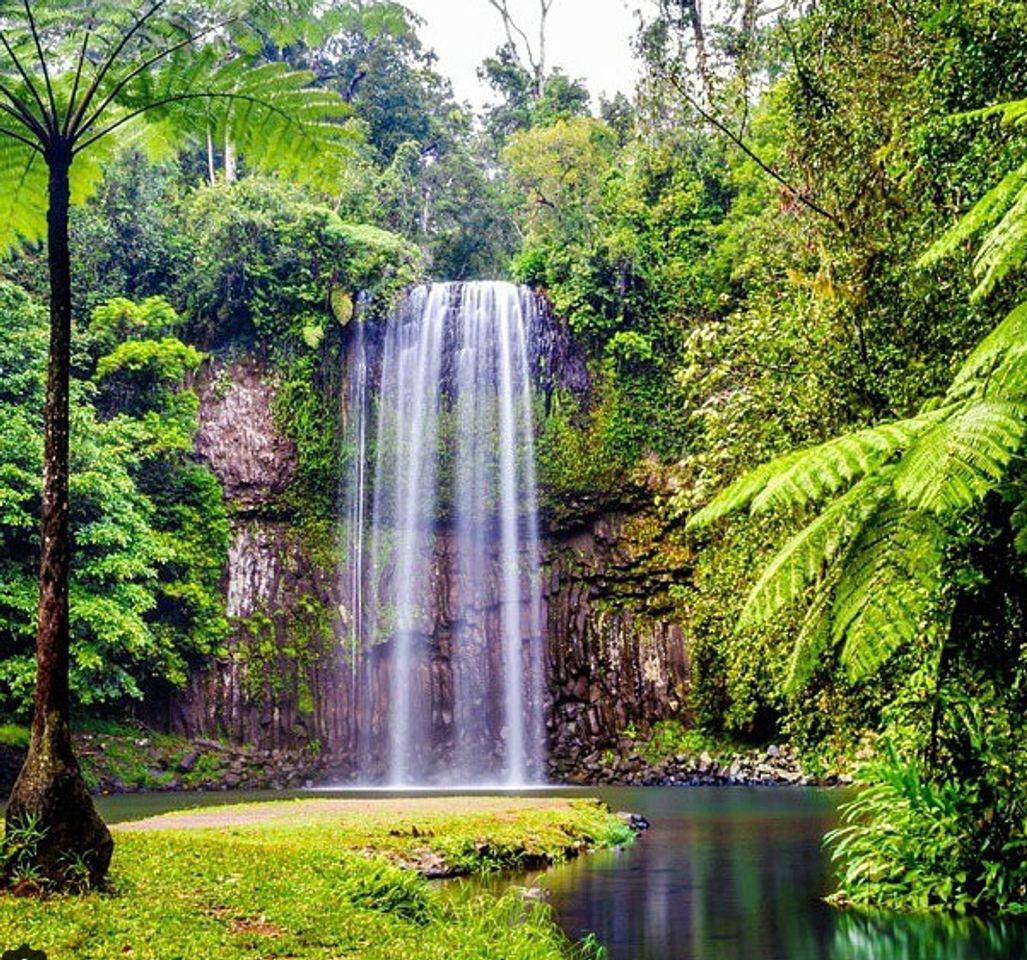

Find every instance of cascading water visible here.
[341,281,546,786]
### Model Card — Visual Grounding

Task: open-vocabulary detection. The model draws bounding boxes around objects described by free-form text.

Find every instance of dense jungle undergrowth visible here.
[0,0,1024,918]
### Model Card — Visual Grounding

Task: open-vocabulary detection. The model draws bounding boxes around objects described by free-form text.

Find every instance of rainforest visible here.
[1,1,1027,958]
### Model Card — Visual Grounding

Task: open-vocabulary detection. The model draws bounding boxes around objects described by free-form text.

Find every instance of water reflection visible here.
[833,912,1027,960]
[543,787,1027,960]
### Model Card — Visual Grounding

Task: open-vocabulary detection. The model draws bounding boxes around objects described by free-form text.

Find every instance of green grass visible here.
[0,798,629,959]
[0,724,28,749]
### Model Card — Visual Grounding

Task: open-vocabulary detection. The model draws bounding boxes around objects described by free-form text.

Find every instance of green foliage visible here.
[0,723,29,749]
[829,692,1027,916]
[337,855,439,926]
[629,720,727,765]
[180,176,419,351]
[689,298,1027,689]
[0,813,47,890]
[0,286,228,712]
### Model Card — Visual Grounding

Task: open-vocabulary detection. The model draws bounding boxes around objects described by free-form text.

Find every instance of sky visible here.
[406,0,646,111]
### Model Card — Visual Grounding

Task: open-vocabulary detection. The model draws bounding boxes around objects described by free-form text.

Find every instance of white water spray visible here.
[344,282,545,785]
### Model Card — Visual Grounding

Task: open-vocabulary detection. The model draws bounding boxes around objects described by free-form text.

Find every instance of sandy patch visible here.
[114,796,578,832]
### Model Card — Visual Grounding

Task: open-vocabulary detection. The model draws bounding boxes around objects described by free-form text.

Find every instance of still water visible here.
[543,786,1027,960]
[95,786,1027,960]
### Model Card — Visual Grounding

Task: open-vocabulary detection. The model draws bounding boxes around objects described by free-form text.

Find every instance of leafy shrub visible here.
[337,854,439,925]
[829,718,1027,915]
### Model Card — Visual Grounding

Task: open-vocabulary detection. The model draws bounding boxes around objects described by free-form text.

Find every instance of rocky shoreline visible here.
[551,743,851,788]
[2,734,847,798]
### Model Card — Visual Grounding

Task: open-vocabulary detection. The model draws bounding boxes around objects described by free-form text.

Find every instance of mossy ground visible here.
[0,797,631,959]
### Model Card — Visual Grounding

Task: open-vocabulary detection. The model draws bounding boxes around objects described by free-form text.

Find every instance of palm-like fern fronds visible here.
[691,290,1027,686]
[948,301,1027,396]
[918,97,1027,300]
[0,139,47,246]
[893,400,1027,514]
[0,2,355,253]
[748,413,945,515]
[685,448,806,530]
[830,508,944,681]
[687,411,944,532]
[739,473,891,628]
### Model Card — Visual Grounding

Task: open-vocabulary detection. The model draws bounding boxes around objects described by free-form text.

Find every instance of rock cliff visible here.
[159,348,695,781]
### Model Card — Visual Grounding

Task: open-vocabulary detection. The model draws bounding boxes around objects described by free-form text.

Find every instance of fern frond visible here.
[984,345,1027,401]
[784,579,836,694]
[893,400,1027,514]
[971,171,1027,300]
[685,448,806,531]
[831,508,945,681]
[740,473,892,628]
[749,412,945,515]
[918,160,1027,275]
[957,98,1027,127]
[0,140,47,250]
[948,300,1027,396]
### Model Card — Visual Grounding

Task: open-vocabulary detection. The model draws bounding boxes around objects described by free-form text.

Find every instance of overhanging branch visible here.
[665,70,842,229]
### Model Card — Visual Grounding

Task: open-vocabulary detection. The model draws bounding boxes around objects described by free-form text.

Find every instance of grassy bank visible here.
[1,797,632,959]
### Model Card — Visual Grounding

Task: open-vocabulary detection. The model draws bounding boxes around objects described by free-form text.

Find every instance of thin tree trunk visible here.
[682,0,713,105]
[207,128,217,186]
[224,129,238,183]
[5,144,113,888]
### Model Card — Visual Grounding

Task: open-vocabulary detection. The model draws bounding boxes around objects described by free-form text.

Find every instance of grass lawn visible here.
[0,796,632,959]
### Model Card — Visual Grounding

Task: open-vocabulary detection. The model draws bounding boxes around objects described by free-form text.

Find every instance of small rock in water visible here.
[621,812,650,832]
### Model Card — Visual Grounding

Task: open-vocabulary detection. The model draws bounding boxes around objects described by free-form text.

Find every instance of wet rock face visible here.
[162,520,352,754]
[165,356,698,779]
[194,359,297,511]
[152,359,352,753]
[543,513,694,775]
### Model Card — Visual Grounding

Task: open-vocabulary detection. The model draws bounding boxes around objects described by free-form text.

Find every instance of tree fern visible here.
[918,97,1027,300]
[0,2,355,253]
[893,400,1027,514]
[739,473,891,628]
[0,0,358,886]
[785,578,836,694]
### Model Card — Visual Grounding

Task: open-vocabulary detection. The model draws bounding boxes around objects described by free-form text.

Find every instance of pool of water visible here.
[541,786,1027,960]
[91,785,1027,959]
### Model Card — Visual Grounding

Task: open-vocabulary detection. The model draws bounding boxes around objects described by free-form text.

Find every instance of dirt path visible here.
[114,795,579,832]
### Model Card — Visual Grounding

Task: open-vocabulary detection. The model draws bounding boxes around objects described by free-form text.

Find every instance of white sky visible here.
[407,0,646,111]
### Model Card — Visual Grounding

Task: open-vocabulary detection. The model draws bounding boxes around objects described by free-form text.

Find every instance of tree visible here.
[0,0,350,888]
[482,0,558,100]
[685,96,1027,911]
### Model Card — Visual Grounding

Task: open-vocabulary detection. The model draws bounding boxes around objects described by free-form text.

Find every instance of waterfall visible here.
[341,281,545,786]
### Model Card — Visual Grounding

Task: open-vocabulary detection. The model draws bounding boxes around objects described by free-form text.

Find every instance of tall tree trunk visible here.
[5,143,113,888]
[682,0,714,105]
[207,128,217,186]
[224,129,238,183]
